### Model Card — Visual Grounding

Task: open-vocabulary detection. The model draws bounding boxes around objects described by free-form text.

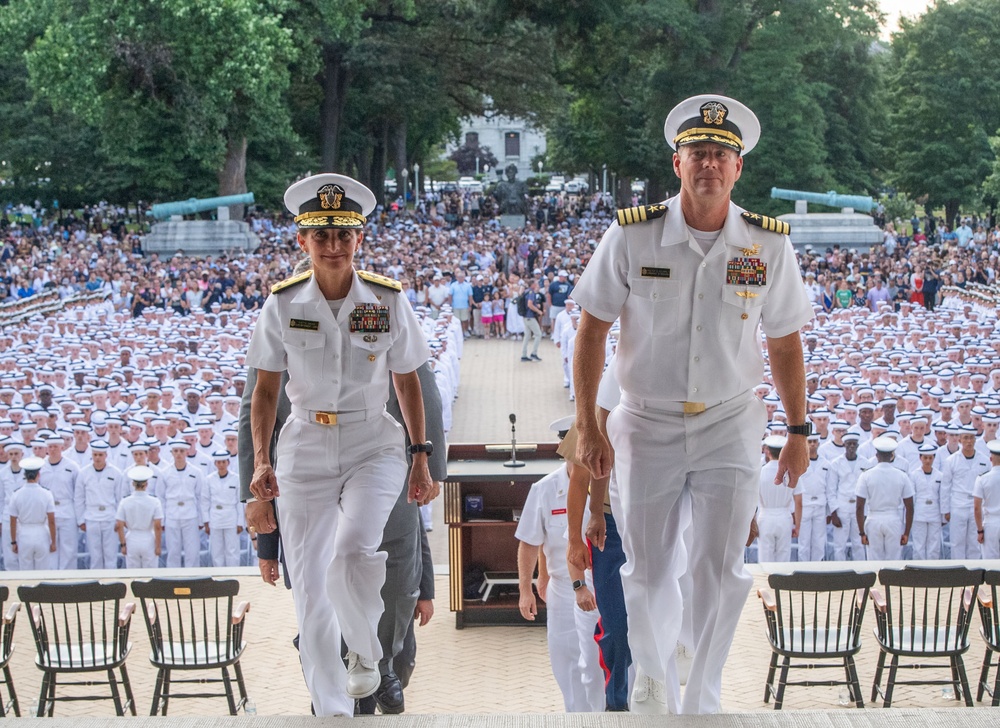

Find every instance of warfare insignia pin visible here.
[741,244,761,257]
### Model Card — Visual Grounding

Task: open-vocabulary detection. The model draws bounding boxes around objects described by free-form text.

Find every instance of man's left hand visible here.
[414,599,434,626]
[775,436,809,488]
[407,461,437,505]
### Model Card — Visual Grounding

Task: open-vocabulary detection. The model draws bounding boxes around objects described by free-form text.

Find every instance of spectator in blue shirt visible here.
[449,269,474,338]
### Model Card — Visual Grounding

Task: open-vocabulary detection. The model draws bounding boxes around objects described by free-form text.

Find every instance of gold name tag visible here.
[641,267,671,279]
[290,318,320,331]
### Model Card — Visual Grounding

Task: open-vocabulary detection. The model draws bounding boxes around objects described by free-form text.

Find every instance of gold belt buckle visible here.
[314,411,338,426]
[683,402,706,415]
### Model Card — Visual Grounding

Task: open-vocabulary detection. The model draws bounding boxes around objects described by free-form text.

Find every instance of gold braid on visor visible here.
[673,128,744,150]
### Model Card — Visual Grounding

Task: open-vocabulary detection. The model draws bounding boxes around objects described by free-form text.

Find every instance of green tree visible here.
[886,0,1000,225]
[5,0,299,205]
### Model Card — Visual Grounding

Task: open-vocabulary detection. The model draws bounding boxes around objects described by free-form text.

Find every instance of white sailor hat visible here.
[128,440,149,452]
[872,436,898,453]
[211,449,231,461]
[21,456,45,472]
[763,435,787,449]
[857,402,876,411]
[918,443,938,454]
[549,415,575,438]
[284,173,376,229]
[664,94,760,155]
[3,441,26,453]
[126,465,155,482]
[842,431,861,442]
[168,439,189,450]
[90,440,110,451]
[988,440,1000,455]
[831,419,850,430]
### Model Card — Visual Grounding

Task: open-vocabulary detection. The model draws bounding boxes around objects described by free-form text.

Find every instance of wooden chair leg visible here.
[107,669,124,716]
[161,669,172,715]
[222,666,238,715]
[774,656,791,710]
[956,655,974,706]
[120,665,136,716]
[883,655,900,708]
[234,660,249,710]
[950,655,962,701]
[764,651,778,703]
[46,671,57,717]
[978,647,992,702]
[846,656,864,708]
[36,674,49,718]
[150,668,165,716]
[4,665,19,717]
[872,649,887,703]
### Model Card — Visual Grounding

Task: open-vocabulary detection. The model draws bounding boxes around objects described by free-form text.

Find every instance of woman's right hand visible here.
[250,463,279,501]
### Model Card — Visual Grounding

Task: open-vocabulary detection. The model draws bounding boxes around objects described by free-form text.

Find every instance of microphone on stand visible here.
[504,412,525,467]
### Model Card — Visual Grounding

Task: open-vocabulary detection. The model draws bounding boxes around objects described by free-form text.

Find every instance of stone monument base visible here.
[144,220,259,256]
[777,212,882,252]
[499,214,527,230]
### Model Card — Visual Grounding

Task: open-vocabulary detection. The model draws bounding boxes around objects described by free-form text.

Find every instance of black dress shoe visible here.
[374,672,405,714]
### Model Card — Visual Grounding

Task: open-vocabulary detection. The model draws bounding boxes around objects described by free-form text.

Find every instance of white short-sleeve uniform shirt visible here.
[572,197,813,403]
[246,272,429,412]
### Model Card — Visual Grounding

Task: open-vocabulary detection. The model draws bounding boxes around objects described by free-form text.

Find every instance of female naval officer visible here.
[246,173,435,717]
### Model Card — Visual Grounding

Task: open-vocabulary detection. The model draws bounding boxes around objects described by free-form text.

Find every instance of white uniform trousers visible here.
[909,521,942,560]
[209,528,240,567]
[55,518,78,569]
[3,535,19,571]
[866,514,902,561]
[983,522,1000,559]
[608,391,763,715]
[165,517,202,568]
[544,578,604,713]
[17,524,51,570]
[949,514,980,559]
[757,508,792,563]
[126,532,158,568]
[796,506,827,562]
[86,519,119,569]
[831,505,864,561]
[275,412,406,718]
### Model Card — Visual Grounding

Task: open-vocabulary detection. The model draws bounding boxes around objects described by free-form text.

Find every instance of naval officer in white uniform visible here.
[572,95,813,714]
[246,173,435,717]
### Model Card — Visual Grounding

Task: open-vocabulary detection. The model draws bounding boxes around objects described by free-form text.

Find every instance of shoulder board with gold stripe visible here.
[358,270,402,292]
[270,270,313,294]
[616,204,667,227]
[741,211,790,236]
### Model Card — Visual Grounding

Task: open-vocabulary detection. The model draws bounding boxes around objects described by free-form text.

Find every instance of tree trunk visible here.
[391,122,407,195]
[945,200,960,229]
[217,135,248,220]
[369,123,388,204]
[320,44,351,173]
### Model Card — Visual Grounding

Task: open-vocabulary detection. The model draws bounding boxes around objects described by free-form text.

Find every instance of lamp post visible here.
[537,160,543,177]
[413,163,420,206]
[400,168,409,208]
[602,164,607,196]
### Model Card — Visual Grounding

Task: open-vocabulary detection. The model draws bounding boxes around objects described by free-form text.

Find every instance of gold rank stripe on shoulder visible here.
[616,204,667,227]
[741,211,790,236]
[271,270,313,294]
[357,269,402,292]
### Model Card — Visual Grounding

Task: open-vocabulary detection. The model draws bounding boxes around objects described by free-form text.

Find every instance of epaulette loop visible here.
[741,211,790,236]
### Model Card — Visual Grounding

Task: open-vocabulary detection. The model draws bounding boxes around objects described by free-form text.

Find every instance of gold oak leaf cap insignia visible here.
[617,204,667,227]
[358,270,402,292]
[741,211,790,236]
[271,269,313,294]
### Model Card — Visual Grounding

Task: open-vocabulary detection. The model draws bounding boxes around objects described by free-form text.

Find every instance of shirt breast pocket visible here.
[718,285,767,345]
[283,331,326,382]
[628,277,680,335]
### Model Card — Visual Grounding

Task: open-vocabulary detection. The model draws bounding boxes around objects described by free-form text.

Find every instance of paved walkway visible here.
[3,338,998,717]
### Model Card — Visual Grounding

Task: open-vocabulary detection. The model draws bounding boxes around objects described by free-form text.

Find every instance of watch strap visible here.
[786,423,812,436]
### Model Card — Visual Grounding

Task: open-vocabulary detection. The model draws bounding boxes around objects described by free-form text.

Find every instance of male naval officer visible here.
[974,441,1000,558]
[572,95,812,714]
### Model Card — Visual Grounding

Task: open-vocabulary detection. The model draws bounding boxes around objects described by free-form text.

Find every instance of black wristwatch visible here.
[409,441,434,456]
[572,579,586,591]
[786,423,813,436]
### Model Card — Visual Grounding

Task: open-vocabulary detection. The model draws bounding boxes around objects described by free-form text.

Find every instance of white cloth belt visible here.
[621,390,748,415]
[759,507,791,515]
[868,510,899,516]
[291,406,382,426]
